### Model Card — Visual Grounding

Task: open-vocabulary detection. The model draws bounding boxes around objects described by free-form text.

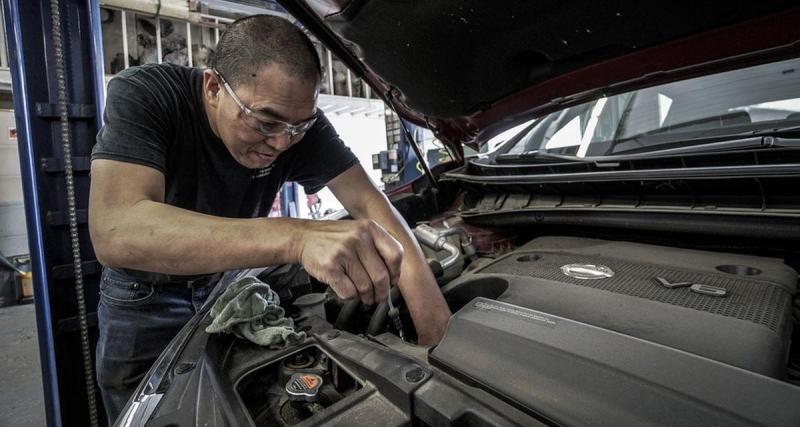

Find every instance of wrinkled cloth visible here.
[205,276,305,348]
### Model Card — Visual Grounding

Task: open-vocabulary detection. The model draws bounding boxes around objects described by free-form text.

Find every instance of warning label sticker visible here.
[474,300,558,328]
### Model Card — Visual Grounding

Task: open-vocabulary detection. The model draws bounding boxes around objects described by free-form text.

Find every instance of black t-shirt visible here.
[92,63,358,219]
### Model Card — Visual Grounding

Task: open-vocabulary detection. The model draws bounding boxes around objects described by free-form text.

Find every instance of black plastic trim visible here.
[463,210,800,240]
[444,163,800,184]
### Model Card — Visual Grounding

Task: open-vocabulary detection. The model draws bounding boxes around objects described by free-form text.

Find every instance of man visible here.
[89,15,451,423]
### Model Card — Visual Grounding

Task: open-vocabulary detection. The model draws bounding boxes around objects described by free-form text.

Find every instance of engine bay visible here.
[256,223,799,424]
[139,212,800,426]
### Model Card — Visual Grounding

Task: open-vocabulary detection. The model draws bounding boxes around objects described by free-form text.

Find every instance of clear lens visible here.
[217,69,318,140]
[241,114,286,136]
[241,111,317,139]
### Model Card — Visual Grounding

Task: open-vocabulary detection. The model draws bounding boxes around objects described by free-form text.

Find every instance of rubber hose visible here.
[366,257,447,336]
[365,286,404,336]
[334,299,361,330]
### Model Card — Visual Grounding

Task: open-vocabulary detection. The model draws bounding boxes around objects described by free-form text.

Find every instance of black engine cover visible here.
[431,237,800,426]
[442,236,796,377]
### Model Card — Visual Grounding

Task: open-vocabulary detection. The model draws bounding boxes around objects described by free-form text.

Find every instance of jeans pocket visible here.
[99,269,156,307]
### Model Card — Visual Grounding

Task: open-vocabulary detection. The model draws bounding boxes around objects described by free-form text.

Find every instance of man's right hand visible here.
[295,219,403,305]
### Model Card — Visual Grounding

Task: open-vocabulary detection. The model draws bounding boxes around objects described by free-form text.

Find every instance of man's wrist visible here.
[261,217,312,265]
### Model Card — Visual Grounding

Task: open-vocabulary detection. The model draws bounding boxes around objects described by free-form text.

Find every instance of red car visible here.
[119,2,800,425]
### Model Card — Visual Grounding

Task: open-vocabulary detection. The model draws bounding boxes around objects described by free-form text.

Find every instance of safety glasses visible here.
[214,69,317,140]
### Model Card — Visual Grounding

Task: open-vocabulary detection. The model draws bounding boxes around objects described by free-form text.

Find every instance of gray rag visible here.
[205,276,306,348]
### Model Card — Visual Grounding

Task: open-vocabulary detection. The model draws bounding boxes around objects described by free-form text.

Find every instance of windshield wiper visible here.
[608,125,800,157]
[495,132,800,165]
[607,123,800,151]
[496,150,601,163]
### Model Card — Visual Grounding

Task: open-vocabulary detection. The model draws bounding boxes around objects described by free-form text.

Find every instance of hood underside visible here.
[283,1,800,151]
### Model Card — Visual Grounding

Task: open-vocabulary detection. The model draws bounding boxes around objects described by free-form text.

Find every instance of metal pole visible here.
[186,21,192,67]
[88,0,106,132]
[346,69,352,97]
[389,101,438,189]
[155,16,162,63]
[0,6,7,68]
[3,0,62,424]
[121,10,129,69]
[3,0,106,425]
[215,18,219,44]
[326,49,334,95]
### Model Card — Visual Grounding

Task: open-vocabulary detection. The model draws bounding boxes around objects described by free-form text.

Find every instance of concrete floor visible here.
[0,303,46,426]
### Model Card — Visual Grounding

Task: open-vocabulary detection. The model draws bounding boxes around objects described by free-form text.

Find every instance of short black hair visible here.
[210,15,321,88]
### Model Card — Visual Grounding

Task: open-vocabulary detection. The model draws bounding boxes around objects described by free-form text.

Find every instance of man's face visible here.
[207,64,319,169]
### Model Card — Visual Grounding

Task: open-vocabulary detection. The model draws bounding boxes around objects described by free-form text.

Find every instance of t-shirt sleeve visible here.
[286,112,360,194]
[91,71,172,173]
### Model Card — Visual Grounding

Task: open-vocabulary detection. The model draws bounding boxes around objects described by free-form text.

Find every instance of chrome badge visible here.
[560,264,615,280]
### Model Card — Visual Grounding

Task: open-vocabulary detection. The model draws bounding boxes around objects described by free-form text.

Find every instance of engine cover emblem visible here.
[560,264,615,280]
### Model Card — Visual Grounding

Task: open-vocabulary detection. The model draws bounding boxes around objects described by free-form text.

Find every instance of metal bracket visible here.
[56,313,98,333]
[36,102,96,119]
[41,156,91,173]
[51,260,101,280]
[653,276,693,289]
[46,209,88,227]
[690,284,728,297]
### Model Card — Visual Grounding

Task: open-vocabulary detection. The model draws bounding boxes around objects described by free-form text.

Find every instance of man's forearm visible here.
[348,193,452,343]
[396,250,452,343]
[91,199,305,274]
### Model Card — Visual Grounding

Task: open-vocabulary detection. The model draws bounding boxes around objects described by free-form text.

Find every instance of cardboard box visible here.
[18,272,33,299]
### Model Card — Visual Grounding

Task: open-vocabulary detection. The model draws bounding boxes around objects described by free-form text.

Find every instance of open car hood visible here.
[279,1,800,154]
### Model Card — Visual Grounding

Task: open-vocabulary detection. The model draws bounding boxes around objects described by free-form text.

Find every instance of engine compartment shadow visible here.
[441,276,510,313]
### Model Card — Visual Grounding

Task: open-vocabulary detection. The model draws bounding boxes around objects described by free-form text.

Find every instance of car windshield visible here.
[505,57,800,159]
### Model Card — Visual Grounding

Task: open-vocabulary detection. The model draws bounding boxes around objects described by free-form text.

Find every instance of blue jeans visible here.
[95,268,214,425]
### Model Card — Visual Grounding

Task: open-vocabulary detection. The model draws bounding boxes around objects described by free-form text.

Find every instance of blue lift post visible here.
[3,0,106,426]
